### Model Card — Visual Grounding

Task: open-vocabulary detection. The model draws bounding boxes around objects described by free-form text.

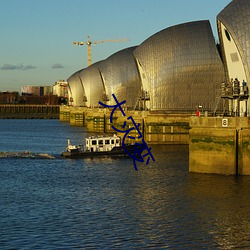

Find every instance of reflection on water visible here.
[0,120,250,249]
[186,173,250,248]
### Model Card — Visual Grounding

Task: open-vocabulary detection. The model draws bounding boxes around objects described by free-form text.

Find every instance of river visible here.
[0,119,249,249]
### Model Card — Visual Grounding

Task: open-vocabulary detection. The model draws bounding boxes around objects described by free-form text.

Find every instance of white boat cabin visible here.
[85,134,121,152]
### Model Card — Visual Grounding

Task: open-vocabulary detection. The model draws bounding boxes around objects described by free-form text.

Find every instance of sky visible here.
[0,0,232,92]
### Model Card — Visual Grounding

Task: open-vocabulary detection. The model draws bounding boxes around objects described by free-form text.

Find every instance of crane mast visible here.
[73,35,129,66]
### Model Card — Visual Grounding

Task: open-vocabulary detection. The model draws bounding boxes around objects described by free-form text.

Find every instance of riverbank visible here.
[0,104,59,119]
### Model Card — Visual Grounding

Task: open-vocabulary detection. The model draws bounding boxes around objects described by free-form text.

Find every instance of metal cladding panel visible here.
[134,20,225,111]
[67,69,85,106]
[217,0,250,83]
[79,61,104,108]
[99,46,141,108]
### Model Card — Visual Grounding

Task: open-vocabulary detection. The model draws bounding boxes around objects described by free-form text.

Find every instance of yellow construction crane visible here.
[73,35,129,66]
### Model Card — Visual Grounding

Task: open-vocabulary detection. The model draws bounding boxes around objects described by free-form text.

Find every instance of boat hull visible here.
[61,144,143,159]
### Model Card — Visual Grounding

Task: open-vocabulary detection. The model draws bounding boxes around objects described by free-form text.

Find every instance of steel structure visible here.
[217,0,250,116]
[73,35,129,66]
[79,61,104,108]
[98,46,140,108]
[67,69,85,106]
[133,20,225,112]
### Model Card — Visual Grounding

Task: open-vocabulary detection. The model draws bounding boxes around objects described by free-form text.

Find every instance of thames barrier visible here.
[63,0,250,175]
[59,106,190,144]
[59,105,250,176]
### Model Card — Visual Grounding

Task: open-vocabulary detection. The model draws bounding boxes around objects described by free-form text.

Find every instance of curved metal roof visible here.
[134,20,225,111]
[99,46,140,108]
[79,61,104,108]
[67,68,85,106]
[217,0,250,83]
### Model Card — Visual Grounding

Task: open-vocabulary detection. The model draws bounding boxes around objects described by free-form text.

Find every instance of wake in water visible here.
[0,151,55,159]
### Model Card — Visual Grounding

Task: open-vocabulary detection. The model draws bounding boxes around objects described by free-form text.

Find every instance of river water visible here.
[0,119,250,249]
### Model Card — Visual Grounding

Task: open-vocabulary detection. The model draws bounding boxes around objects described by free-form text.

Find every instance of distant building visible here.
[0,92,19,104]
[52,80,68,98]
[21,86,53,96]
[43,86,53,96]
[21,95,59,105]
[20,85,59,105]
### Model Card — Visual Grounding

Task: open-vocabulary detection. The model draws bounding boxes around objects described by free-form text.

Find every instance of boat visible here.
[61,134,144,159]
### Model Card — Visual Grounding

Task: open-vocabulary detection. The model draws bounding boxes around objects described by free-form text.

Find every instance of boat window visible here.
[98,140,103,145]
[92,140,97,145]
[105,140,110,144]
[111,139,114,144]
[116,139,119,144]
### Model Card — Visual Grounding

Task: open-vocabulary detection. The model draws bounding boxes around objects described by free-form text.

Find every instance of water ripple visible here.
[0,151,55,159]
[0,121,250,249]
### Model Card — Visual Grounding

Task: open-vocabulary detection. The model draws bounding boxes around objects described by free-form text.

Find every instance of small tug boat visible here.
[61,134,142,159]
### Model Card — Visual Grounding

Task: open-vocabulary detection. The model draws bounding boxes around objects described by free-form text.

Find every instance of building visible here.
[133,20,225,112]
[98,46,140,109]
[68,21,225,113]
[0,92,19,104]
[67,0,250,116]
[21,85,58,105]
[53,80,68,98]
[217,0,250,116]
[21,86,53,96]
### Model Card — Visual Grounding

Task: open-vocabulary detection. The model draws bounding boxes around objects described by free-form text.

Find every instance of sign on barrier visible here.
[222,118,228,127]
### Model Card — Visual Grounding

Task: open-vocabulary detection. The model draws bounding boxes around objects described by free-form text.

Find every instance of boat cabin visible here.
[85,134,121,152]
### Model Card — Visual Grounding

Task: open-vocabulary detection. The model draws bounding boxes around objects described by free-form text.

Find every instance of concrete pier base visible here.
[59,106,190,144]
[59,106,71,122]
[189,117,250,175]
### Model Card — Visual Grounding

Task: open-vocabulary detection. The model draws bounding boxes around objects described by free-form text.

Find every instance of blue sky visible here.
[0,0,231,92]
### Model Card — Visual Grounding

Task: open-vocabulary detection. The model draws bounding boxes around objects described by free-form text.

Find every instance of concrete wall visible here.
[59,106,190,145]
[189,117,250,175]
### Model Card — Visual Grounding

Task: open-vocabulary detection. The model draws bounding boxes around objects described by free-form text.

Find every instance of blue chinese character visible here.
[139,139,155,165]
[112,117,154,170]
[99,94,155,170]
[111,116,142,142]
[99,94,126,123]
[128,140,155,171]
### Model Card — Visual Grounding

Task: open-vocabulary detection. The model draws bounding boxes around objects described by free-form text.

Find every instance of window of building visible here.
[225,29,231,42]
